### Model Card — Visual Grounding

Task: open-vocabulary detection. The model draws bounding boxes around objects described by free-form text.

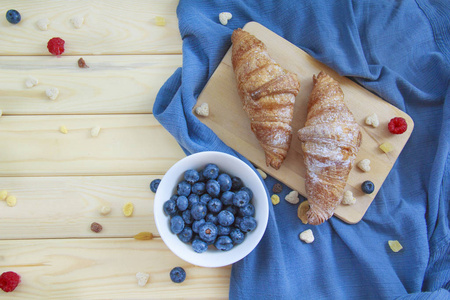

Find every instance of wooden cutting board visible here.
[196,22,413,224]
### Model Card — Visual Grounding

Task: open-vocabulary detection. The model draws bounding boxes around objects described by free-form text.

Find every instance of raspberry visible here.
[0,271,21,292]
[388,117,407,134]
[47,37,65,55]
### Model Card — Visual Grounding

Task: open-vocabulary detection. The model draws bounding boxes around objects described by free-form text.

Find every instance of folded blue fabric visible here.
[153,0,450,299]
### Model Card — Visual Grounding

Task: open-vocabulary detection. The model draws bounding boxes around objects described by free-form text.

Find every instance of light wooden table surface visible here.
[0,1,231,298]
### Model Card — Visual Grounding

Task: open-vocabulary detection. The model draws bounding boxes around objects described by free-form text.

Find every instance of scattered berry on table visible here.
[388,240,403,252]
[239,216,257,232]
[6,10,21,24]
[379,142,394,153]
[6,195,16,207]
[184,169,200,184]
[219,12,232,25]
[195,103,209,117]
[285,190,300,204]
[25,76,39,88]
[155,16,166,26]
[36,18,50,31]
[170,267,186,283]
[361,181,375,194]
[272,183,283,193]
[122,202,134,217]
[133,232,153,240]
[47,37,65,55]
[78,57,89,68]
[388,117,407,134]
[0,271,21,292]
[90,126,101,137]
[90,222,103,233]
[299,229,314,244]
[365,113,379,128]
[357,159,371,172]
[136,272,150,287]
[297,200,309,224]
[170,215,185,234]
[150,179,161,193]
[342,190,356,205]
[217,210,235,226]
[45,87,59,101]
[271,194,280,205]
[202,163,219,180]
[215,235,234,251]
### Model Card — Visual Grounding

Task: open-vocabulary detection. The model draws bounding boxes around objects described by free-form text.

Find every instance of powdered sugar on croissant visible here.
[297,72,361,225]
[231,29,300,169]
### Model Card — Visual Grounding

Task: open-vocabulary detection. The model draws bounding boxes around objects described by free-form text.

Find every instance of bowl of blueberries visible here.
[154,151,269,268]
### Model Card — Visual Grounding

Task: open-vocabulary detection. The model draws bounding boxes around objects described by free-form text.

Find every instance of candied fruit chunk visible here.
[379,142,393,153]
[155,16,166,26]
[271,194,280,205]
[297,200,309,224]
[388,240,403,252]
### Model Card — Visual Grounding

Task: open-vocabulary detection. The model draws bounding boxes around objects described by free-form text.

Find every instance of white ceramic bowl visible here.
[154,151,269,268]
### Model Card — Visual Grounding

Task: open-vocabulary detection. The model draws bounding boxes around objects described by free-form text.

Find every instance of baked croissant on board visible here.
[297,72,362,225]
[231,28,301,170]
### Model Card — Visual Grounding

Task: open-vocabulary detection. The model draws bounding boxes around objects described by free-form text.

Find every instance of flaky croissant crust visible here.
[298,72,361,225]
[231,29,300,169]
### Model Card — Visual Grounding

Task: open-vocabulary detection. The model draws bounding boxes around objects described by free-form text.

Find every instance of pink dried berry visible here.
[0,271,21,292]
[388,117,407,134]
[47,37,65,55]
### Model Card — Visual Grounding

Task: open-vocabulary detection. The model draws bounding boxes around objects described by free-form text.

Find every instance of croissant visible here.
[231,29,300,169]
[297,71,361,225]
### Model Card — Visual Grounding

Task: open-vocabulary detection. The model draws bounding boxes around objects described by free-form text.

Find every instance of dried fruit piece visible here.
[36,18,50,31]
[6,196,16,207]
[136,272,150,287]
[25,76,39,88]
[299,229,314,244]
[99,205,111,215]
[71,16,84,29]
[195,103,209,117]
[134,232,154,240]
[90,222,103,233]
[285,190,300,204]
[123,202,134,217]
[379,142,393,153]
[272,183,283,193]
[78,57,89,68]
[47,37,65,55]
[256,168,267,179]
[297,200,309,224]
[59,125,68,134]
[388,117,407,134]
[271,194,280,205]
[0,271,21,292]
[365,113,379,128]
[90,126,101,137]
[155,16,166,26]
[46,87,59,101]
[388,240,403,252]
[0,190,7,201]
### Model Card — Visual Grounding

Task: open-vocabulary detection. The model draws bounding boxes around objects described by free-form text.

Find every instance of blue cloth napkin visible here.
[153,0,450,299]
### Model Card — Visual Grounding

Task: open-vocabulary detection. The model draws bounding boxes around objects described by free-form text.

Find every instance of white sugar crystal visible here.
[219,12,232,25]
[71,16,84,29]
[46,87,59,101]
[25,76,39,88]
[91,126,101,137]
[136,272,150,287]
[99,205,111,215]
[285,190,300,205]
[299,229,314,244]
[195,103,209,117]
[36,18,50,31]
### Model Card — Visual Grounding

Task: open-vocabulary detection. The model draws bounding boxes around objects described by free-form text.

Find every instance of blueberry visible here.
[192,182,206,195]
[6,9,21,24]
[170,215,185,234]
[217,173,232,192]
[240,216,257,232]
[241,187,253,200]
[177,180,191,197]
[220,191,235,206]
[192,219,206,233]
[218,210,235,226]
[217,225,231,236]
[178,227,193,243]
[233,190,250,207]
[202,163,219,180]
[199,193,212,204]
[163,199,177,216]
[184,169,200,184]
[170,194,178,202]
[176,195,189,211]
[225,205,238,215]
[234,216,243,229]
[215,236,234,251]
[206,180,220,197]
[361,180,375,194]
[207,198,223,213]
[170,267,186,283]
[190,203,207,220]
[230,228,245,244]
[150,179,161,193]
[187,194,199,209]
[198,222,218,243]
[231,176,244,191]
[192,238,208,253]
[182,210,194,225]
[239,203,255,217]
[205,213,218,225]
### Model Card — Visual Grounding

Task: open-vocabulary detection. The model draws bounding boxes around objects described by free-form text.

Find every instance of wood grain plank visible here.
[0,0,181,55]
[0,55,181,114]
[0,175,164,239]
[0,238,231,299]
[0,114,186,176]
